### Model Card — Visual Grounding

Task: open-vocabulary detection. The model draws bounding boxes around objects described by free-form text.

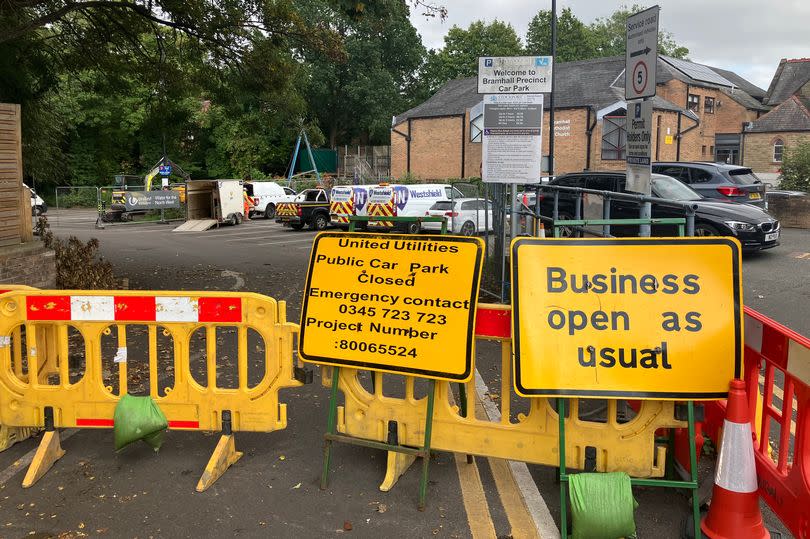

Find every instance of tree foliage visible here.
[526,4,689,62]
[421,20,523,93]
[779,141,810,192]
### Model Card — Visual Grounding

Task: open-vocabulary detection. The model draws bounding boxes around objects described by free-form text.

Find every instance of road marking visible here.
[221,231,311,242]
[475,370,560,539]
[253,237,317,247]
[790,252,810,259]
[0,429,79,486]
[454,453,497,539]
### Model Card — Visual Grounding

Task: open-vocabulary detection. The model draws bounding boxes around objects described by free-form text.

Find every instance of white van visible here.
[367,183,464,234]
[329,185,370,229]
[23,183,47,215]
[244,181,297,219]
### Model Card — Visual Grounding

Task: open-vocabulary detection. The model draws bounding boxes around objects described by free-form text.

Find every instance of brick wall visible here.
[390,125,408,178]
[0,241,56,288]
[767,195,810,228]
[410,116,464,180]
[743,131,810,174]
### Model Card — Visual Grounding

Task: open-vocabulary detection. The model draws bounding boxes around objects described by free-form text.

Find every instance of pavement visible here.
[0,208,806,538]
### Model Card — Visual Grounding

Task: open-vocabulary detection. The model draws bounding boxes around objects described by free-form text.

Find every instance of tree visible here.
[588,5,688,59]
[421,20,523,93]
[525,8,595,62]
[779,141,810,192]
[305,0,426,146]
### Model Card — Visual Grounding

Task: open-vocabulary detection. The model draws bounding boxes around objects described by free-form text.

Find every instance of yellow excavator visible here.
[107,158,189,221]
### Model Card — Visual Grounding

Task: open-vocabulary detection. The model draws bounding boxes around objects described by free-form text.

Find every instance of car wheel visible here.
[555,212,575,237]
[227,213,237,226]
[312,213,328,231]
[694,223,720,237]
[406,221,421,234]
[264,204,276,219]
[291,223,304,230]
[460,221,476,236]
[235,213,243,225]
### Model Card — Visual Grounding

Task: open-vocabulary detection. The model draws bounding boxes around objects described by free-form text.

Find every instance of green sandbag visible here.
[569,472,638,539]
[113,394,168,452]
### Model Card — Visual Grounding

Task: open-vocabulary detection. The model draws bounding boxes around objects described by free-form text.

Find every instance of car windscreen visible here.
[429,201,454,211]
[727,168,760,185]
[651,176,702,201]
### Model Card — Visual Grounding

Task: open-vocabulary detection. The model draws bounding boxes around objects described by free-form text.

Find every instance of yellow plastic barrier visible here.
[0,285,42,452]
[322,303,685,490]
[0,289,305,491]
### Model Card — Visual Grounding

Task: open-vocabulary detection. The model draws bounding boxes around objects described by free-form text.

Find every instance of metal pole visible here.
[640,201,652,237]
[548,0,557,179]
[686,208,696,236]
[418,380,437,511]
[510,183,519,239]
[602,195,611,237]
[302,130,321,184]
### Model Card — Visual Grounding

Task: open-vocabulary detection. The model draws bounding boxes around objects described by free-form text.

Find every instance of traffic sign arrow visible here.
[630,46,652,58]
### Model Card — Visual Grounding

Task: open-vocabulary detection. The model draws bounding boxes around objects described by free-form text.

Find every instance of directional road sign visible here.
[625,6,659,100]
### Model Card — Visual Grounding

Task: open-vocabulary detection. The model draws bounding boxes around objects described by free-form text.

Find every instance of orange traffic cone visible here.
[701,379,769,539]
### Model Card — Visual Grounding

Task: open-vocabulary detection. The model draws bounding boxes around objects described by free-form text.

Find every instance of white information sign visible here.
[625,6,659,100]
[626,99,653,194]
[482,94,544,184]
[478,56,552,94]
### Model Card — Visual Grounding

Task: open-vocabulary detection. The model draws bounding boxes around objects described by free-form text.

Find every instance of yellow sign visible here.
[665,134,674,145]
[299,232,484,381]
[511,238,742,399]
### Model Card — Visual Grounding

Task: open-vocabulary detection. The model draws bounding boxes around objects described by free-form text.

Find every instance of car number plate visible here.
[749,193,762,200]
[765,231,779,242]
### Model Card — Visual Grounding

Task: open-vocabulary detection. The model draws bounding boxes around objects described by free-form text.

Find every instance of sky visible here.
[409,0,810,91]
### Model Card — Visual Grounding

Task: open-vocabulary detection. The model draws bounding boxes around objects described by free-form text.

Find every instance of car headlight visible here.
[724,220,756,232]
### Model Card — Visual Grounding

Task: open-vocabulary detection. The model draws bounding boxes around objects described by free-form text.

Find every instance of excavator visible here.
[105,157,189,221]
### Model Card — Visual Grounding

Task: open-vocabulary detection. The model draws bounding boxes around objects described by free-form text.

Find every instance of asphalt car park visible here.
[2,208,803,537]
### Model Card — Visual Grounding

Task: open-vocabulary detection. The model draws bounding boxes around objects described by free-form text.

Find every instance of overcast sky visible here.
[410,0,810,90]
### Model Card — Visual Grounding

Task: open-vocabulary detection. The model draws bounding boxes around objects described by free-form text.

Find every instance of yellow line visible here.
[454,453,496,539]
[474,398,541,539]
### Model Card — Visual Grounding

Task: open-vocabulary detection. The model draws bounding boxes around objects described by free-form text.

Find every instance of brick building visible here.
[743,59,810,184]
[391,56,768,180]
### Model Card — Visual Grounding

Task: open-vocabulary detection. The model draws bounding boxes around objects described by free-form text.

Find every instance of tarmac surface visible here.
[0,208,805,538]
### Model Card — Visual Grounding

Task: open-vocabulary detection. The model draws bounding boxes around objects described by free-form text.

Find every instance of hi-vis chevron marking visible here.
[330,201,354,224]
[368,201,395,227]
[276,203,297,217]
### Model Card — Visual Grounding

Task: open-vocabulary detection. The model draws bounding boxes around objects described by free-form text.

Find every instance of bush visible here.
[36,217,117,289]
[780,141,810,192]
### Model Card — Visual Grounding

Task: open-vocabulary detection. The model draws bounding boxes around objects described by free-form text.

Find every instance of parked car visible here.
[652,162,767,208]
[537,172,780,252]
[424,198,493,236]
[23,183,47,215]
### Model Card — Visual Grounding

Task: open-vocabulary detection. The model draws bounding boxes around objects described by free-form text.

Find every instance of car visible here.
[652,162,767,208]
[536,172,780,252]
[424,198,494,236]
[23,184,47,216]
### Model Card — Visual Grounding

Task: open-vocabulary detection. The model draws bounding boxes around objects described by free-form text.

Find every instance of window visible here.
[470,114,483,143]
[704,96,715,114]
[702,145,707,156]
[654,166,689,182]
[557,176,585,188]
[687,94,700,112]
[773,138,784,162]
[460,200,476,211]
[283,187,295,195]
[601,116,626,160]
[691,169,713,183]
[586,176,617,192]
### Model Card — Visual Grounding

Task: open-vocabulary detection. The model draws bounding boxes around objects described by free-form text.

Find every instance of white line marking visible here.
[253,238,317,247]
[474,369,560,539]
[0,429,79,486]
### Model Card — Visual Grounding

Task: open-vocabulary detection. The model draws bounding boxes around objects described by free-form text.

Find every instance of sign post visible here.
[301,230,484,510]
[625,5,659,236]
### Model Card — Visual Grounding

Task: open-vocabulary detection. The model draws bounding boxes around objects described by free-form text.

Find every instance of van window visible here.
[727,168,760,185]
[445,187,465,199]
[283,187,295,195]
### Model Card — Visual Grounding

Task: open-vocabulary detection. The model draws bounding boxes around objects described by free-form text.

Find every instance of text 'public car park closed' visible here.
[298,232,485,382]
[510,237,743,400]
